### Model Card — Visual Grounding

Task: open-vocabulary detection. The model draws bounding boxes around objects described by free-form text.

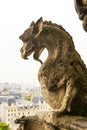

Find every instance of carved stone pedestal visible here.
[15,112,87,130]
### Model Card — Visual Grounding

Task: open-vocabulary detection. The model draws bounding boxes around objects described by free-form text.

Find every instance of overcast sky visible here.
[0,0,87,84]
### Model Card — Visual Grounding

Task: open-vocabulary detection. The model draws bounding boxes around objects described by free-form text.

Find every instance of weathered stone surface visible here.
[19,17,87,116]
[74,0,87,32]
[15,115,59,130]
[18,17,87,130]
[37,111,87,130]
[15,113,87,130]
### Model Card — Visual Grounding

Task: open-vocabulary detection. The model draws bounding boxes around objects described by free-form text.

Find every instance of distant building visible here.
[0,88,10,96]
[37,100,52,111]
[32,95,44,104]
[32,95,53,111]
[0,103,17,124]
[0,95,52,123]
[10,92,22,100]
[2,97,16,106]
[0,90,53,130]
[0,102,35,130]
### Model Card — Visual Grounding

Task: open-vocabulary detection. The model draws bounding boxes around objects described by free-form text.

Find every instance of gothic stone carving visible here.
[19,17,87,116]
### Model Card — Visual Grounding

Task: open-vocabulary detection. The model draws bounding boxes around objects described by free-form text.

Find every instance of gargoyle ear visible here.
[32,17,43,38]
[30,21,35,27]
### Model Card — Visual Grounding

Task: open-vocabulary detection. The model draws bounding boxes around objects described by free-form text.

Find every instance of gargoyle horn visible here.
[32,17,43,38]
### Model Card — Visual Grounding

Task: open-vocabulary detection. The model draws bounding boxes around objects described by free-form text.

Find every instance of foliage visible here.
[25,96,31,101]
[0,122,10,130]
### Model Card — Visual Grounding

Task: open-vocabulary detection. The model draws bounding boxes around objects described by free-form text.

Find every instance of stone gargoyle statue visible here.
[74,0,87,32]
[19,17,87,116]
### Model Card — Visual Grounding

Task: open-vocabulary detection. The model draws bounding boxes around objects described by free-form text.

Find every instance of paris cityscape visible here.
[0,82,52,130]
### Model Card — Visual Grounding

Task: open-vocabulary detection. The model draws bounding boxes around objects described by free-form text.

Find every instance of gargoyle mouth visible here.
[20,42,35,60]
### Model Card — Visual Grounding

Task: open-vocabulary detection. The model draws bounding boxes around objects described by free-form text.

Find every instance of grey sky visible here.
[0,0,87,84]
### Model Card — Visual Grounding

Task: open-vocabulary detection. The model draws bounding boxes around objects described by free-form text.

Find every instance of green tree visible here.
[0,122,10,130]
[25,96,31,101]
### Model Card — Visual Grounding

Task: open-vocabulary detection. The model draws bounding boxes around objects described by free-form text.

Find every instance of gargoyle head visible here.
[19,17,43,61]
